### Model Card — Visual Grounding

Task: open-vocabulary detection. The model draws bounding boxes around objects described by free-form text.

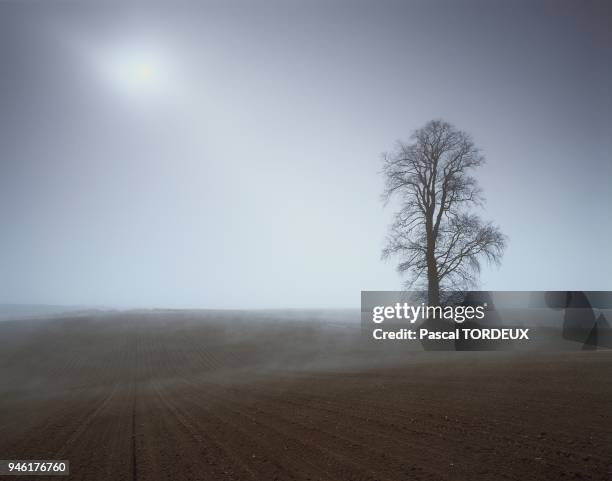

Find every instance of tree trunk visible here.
[426,226,440,305]
[427,261,440,305]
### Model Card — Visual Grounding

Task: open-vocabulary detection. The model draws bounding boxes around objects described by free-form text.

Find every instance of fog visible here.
[1,0,610,309]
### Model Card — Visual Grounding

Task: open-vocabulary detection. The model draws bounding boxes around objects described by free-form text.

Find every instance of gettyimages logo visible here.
[371,303,486,324]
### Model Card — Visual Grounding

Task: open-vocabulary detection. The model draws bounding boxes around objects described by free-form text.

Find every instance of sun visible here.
[135,63,154,81]
[98,46,169,98]
[118,58,162,93]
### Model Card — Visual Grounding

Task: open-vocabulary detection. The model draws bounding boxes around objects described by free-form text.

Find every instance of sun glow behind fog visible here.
[98,45,172,99]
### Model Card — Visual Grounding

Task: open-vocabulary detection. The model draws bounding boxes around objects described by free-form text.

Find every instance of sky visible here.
[0,0,610,309]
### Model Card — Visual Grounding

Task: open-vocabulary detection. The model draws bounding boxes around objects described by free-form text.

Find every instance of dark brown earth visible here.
[1,311,611,481]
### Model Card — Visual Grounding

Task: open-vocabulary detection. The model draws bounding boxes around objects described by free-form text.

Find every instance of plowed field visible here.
[1,312,610,480]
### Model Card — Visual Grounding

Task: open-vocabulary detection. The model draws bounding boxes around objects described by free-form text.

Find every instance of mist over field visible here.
[1,2,611,480]
[1,309,611,480]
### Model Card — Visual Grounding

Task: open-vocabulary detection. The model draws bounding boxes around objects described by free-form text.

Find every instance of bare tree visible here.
[381,120,506,304]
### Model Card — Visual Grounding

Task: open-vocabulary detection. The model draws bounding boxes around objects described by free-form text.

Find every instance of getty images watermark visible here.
[361,291,612,351]
[370,300,528,342]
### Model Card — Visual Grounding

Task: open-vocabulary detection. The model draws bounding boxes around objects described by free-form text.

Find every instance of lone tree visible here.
[382,120,506,305]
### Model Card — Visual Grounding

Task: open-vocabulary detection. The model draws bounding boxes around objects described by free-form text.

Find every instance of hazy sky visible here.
[1,0,610,308]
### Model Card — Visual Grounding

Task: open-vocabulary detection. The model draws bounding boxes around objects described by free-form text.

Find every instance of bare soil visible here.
[1,311,611,480]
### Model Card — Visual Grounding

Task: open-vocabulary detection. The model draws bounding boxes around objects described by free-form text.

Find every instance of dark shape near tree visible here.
[381,120,506,305]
